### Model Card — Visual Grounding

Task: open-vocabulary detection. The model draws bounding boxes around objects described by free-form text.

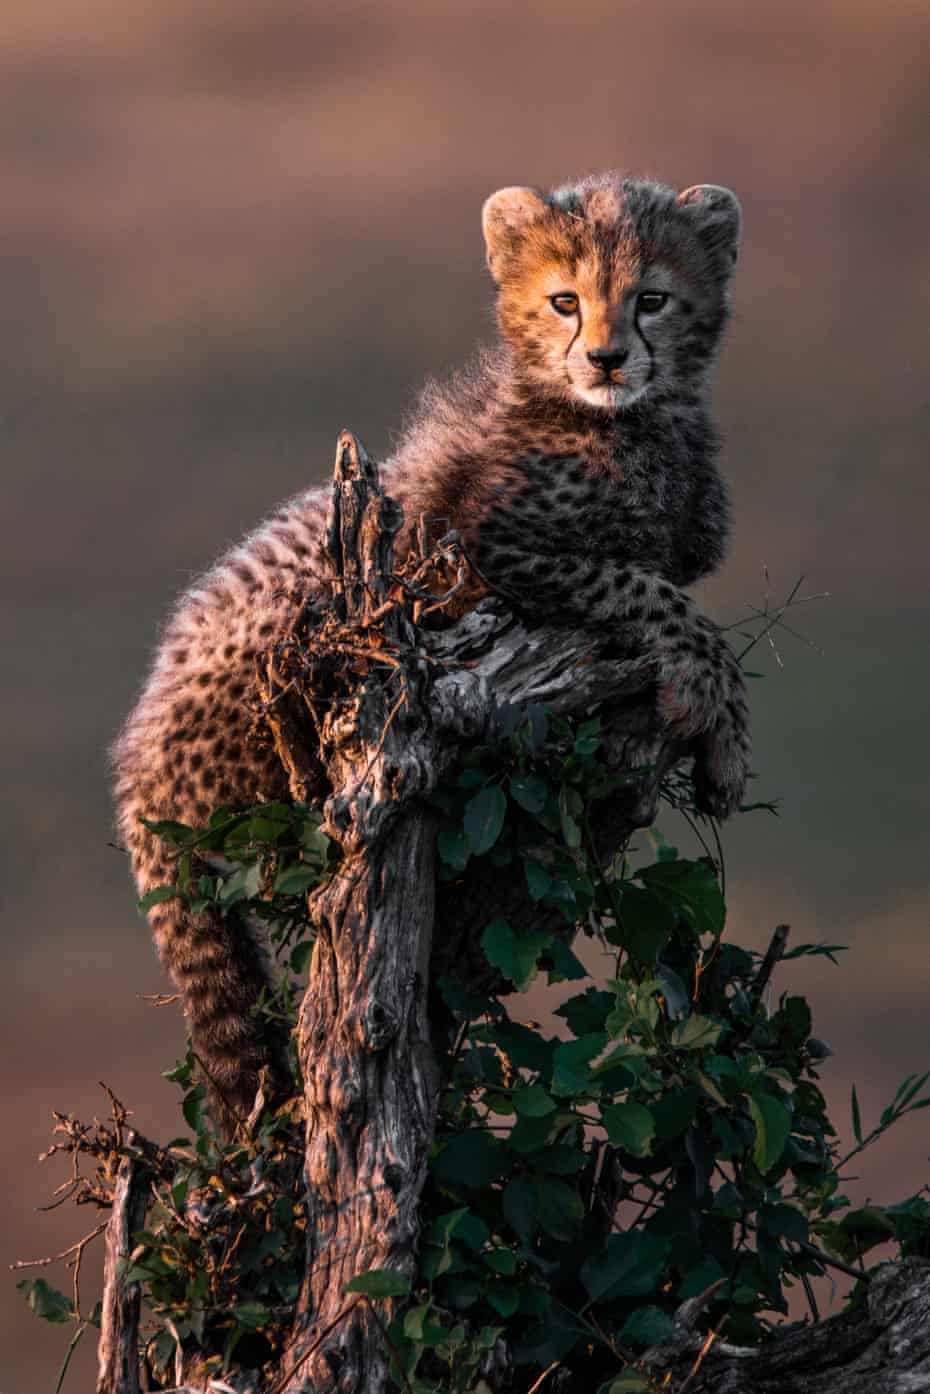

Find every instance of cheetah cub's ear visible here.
[482,186,550,281]
[677,184,742,267]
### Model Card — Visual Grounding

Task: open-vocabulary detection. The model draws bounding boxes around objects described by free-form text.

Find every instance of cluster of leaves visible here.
[374,705,930,1393]
[19,709,930,1394]
[17,803,333,1391]
[127,1056,305,1384]
[18,1062,307,1389]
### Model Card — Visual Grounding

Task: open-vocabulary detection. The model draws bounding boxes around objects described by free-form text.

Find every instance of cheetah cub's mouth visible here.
[570,351,653,412]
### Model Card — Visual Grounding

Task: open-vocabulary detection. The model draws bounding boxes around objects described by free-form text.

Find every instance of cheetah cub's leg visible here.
[611,571,751,819]
[493,555,750,818]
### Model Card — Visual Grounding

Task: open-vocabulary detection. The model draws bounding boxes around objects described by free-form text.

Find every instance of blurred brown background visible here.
[4,0,930,1387]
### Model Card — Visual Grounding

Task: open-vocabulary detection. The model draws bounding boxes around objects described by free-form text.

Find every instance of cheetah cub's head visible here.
[482,173,741,413]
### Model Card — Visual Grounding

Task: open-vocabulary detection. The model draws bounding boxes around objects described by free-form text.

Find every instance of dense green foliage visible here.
[20,710,930,1393]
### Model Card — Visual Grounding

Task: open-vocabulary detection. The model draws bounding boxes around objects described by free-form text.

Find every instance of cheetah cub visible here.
[114,173,751,1134]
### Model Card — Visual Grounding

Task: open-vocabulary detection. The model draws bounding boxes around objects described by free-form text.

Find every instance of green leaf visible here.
[695,1071,729,1108]
[851,1084,862,1144]
[424,1207,468,1247]
[509,774,549,814]
[599,1376,652,1394]
[481,919,551,992]
[483,1248,518,1276]
[138,885,178,914]
[404,1301,444,1346]
[748,1093,791,1174]
[533,1142,587,1175]
[231,1300,270,1329]
[503,1177,538,1243]
[432,1131,507,1188]
[547,936,587,981]
[647,828,679,862]
[273,863,324,895]
[514,1083,556,1117]
[759,1202,809,1244]
[437,826,470,872]
[581,1232,670,1303]
[537,1176,584,1241]
[551,1032,608,1096]
[290,939,314,974]
[454,1210,491,1250]
[248,814,289,842]
[486,1284,520,1318]
[839,1206,896,1246]
[603,1101,655,1157]
[619,1305,677,1346]
[508,1111,556,1153]
[524,856,553,901]
[555,989,613,1037]
[678,1256,726,1299]
[887,1195,930,1246]
[17,1278,73,1324]
[656,963,690,1020]
[345,1269,411,1298]
[614,884,676,966]
[590,1041,644,1080]
[773,995,812,1048]
[782,941,848,962]
[651,1087,699,1140]
[672,1014,723,1051]
[560,810,582,849]
[463,785,507,855]
[298,814,330,849]
[181,1084,205,1131]
[456,766,488,790]
[140,816,194,845]
[516,1300,587,1366]
[492,1021,556,1074]
[638,857,725,938]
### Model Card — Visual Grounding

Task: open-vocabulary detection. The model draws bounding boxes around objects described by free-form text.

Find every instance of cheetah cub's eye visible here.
[637,291,669,314]
[550,292,579,316]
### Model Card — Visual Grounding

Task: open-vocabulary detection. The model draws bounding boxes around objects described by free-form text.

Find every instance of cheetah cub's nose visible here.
[587,347,629,375]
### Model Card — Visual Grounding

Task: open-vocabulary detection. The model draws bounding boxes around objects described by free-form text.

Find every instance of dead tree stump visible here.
[269,434,444,1392]
[260,432,680,1392]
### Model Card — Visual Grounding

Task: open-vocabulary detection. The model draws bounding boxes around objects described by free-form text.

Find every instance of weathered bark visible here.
[97,1145,148,1394]
[271,435,443,1393]
[639,1258,930,1394]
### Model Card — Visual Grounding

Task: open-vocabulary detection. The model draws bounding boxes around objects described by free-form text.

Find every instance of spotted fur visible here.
[113,173,750,1133]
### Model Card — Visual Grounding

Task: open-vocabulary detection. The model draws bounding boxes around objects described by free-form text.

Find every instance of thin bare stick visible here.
[525,1360,561,1394]
[10,1222,108,1272]
[362,1295,417,1394]
[678,1322,722,1393]
[266,1297,362,1394]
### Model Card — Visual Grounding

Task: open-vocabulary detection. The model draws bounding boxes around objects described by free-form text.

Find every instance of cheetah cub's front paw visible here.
[653,626,750,821]
[692,719,751,820]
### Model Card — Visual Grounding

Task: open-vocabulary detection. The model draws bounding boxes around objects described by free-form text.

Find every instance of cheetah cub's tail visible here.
[112,740,290,1139]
